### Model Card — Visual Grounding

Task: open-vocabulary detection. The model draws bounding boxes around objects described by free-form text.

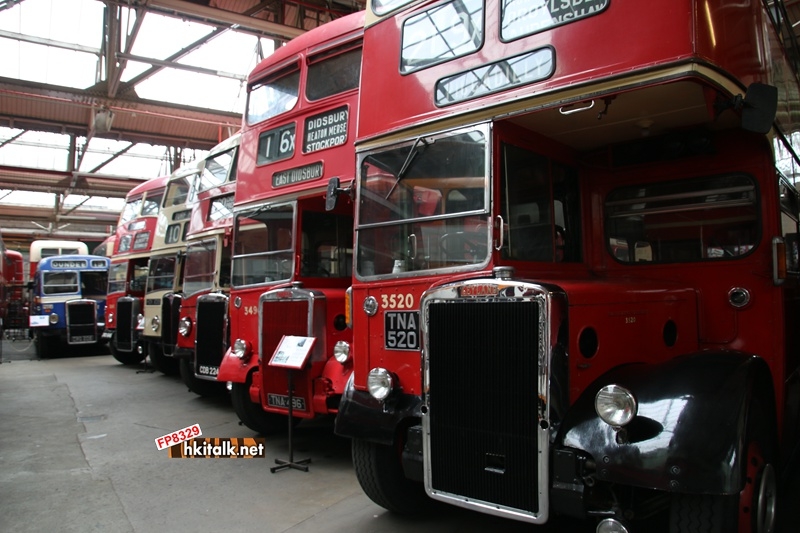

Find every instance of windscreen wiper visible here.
[385,136,429,200]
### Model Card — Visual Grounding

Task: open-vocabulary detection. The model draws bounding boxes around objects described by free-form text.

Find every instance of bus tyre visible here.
[669,400,777,533]
[230,377,285,435]
[35,331,55,359]
[352,437,433,515]
[179,358,224,397]
[147,341,179,376]
[109,334,145,365]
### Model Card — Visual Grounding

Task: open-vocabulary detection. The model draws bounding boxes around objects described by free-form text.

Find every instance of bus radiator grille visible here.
[427,300,540,514]
[194,295,227,370]
[66,300,97,343]
[161,294,182,355]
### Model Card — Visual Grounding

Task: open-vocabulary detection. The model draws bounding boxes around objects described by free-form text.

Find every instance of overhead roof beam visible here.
[141,0,306,40]
[116,52,247,81]
[116,26,227,93]
[0,29,101,55]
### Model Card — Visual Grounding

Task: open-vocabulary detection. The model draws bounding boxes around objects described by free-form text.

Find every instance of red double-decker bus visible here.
[333,0,800,531]
[0,234,25,340]
[170,133,239,395]
[105,176,167,365]
[217,11,363,434]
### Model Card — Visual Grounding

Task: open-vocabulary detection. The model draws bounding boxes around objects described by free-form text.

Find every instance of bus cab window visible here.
[500,143,581,263]
[43,272,79,295]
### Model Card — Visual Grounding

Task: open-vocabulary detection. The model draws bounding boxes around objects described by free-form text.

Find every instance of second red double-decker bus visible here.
[105,175,167,364]
[217,11,363,434]
[333,0,800,531]
[170,133,239,395]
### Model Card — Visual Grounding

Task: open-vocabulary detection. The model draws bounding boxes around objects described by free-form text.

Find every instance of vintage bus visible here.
[1,245,26,338]
[0,234,24,339]
[29,254,109,357]
[168,133,239,395]
[331,1,800,531]
[139,163,198,375]
[105,176,168,365]
[217,11,363,434]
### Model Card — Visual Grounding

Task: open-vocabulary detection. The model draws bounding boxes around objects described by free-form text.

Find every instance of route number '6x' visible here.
[381,293,414,310]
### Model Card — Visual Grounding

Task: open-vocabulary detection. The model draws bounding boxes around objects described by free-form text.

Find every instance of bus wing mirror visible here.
[742,83,777,134]
[325,177,353,211]
[326,177,341,211]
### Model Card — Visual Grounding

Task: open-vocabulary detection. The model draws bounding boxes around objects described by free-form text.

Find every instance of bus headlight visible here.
[178,317,192,337]
[333,341,350,364]
[150,315,160,332]
[595,384,637,427]
[49,313,59,325]
[367,367,393,401]
[232,338,251,361]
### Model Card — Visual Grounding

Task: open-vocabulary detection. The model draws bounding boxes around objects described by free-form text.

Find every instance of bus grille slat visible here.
[66,300,97,343]
[260,300,310,360]
[427,301,540,514]
[161,294,182,355]
[116,297,138,352]
[194,296,227,371]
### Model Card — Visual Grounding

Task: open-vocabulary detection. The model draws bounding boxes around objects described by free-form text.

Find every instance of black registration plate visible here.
[267,394,306,411]
[384,311,420,351]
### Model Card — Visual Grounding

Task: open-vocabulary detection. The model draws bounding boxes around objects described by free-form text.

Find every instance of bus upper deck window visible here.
[371,0,416,16]
[400,0,484,74]
[307,47,362,101]
[142,192,162,215]
[247,67,300,125]
[500,0,610,42]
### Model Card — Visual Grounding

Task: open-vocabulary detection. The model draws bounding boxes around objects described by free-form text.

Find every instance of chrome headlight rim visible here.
[595,384,637,427]
[150,315,160,332]
[178,316,192,337]
[232,338,251,361]
[49,313,59,325]
[332,340,351,364]
[367,367,394,401]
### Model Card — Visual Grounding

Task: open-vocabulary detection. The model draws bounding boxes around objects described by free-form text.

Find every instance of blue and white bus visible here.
[30,254,110,358]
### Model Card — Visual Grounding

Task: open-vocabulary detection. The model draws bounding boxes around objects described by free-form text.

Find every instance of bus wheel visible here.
[148,341,179,376]
[179,358,225,397]
[670,401,777,533]
[109,334,145,365]
[35,331,55,359]
[230,376,286,435]
[352,437,433,515]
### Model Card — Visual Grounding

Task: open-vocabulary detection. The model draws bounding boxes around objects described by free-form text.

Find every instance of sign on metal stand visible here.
[267,335,315,473]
